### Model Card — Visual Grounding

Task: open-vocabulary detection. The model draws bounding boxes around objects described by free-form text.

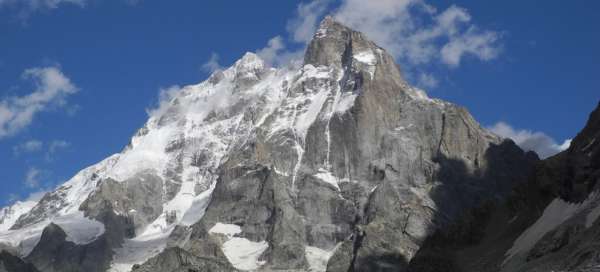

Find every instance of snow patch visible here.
[180,186,214,226]
[0,211,105,256]
[295,87,330,139]
[0,200,37,232]
[109,230,170,272]
[314,169,341,191]
[334,93,357,113]
[353,50,377,65]
[305,245,339,272]
[54,211,105,244]
[222,238,268,271]
[209,223,242,238]
[209,222,268,271]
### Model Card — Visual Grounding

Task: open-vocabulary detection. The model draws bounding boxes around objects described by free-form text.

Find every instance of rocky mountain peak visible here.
[304,16,416,101]
[233,52,265,75]
[0,16,572,272]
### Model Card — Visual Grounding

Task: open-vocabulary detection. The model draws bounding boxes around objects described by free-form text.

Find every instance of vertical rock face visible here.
[0,17,561,272]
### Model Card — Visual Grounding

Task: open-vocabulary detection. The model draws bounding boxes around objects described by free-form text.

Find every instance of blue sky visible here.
[0,0,598,206]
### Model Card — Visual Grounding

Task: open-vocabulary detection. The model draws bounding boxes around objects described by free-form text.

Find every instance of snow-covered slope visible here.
[0,200,37,232]
[1,49,369,270]
[0,52,295,267]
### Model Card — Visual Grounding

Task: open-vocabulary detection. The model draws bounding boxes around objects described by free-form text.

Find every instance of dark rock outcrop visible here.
[0,251,38,272]
[25,223,113,272]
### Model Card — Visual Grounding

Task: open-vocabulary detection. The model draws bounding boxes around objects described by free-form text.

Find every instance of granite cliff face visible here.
[0,17,595,272]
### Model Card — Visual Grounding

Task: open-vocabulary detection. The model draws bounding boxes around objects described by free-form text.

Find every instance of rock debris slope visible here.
[0,17,550,272]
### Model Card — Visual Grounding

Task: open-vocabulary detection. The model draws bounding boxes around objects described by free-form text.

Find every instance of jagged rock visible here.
[81,173,164,233]
[25,223,112,272]
[130,247,235,272]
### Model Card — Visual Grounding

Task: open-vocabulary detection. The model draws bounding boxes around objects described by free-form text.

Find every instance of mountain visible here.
[0,16,596,272]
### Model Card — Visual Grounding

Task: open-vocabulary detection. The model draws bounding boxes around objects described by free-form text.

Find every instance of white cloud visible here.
[201,53,223,74]
[7,194,20,204]
[440,26,500,67]
[0,0,138,19]
[286,0,333,44]
[332,1,501,68]
[488,122,571,159]
[13,139,70,160]
[248,0,333,68]
[558,139,572,151]
[48,139,69,153]
[248,0,501,86]
[0,0,84,19]
[7,187,49,204]
[0,66,78,139]
[45,139,70,160]
[0,0,85,10]
[255,36,304,67]
[256,36,285,65]
[24,167,41,188]
[417,72,439,89]
[13,139,43,155]
[146,85,181,118]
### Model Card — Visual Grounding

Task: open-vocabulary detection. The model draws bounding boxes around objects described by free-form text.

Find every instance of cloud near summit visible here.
[243,0,502,90]
[489,122,571,159]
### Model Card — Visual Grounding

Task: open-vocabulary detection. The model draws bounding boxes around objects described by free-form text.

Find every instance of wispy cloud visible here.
[333,1,501,68]
[201,53,223,74]
[0,66,78,139]
[13,139,43,155]
[24,166,42,188]
[48,139,69,154]
[255,36,303,67]
[46,139,70,161]
[0,0,139,20]
[488,122,571,159]
[25,190,47,202]
[286,0,333,44]
[13,139,70,161]
[0,0,85,10]
[0,0,85,19]
[246,0,333,69]
[247,0,501,88]
[417,72,439,89]
[146,85,181,118]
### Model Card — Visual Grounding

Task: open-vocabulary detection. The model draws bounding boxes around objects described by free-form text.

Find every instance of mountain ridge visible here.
[0,17,596,272]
